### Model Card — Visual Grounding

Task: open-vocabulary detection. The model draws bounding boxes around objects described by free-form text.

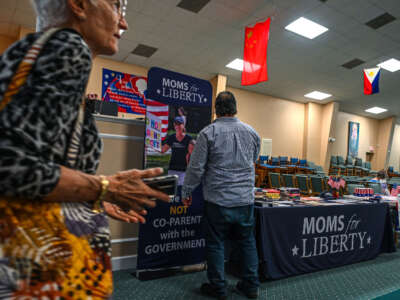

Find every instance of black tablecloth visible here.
[255,203,395,279]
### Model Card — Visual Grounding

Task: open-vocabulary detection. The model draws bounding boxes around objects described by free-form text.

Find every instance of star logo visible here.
[367,236,371,244]
[247,31,253,39]
[292,245,299,256]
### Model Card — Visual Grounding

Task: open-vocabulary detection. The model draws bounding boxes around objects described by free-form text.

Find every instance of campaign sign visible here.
[102,68,147,115]
[256,203,394,279]
[146,67,212,107]
[137,67,212,278]
[136,186,205,272]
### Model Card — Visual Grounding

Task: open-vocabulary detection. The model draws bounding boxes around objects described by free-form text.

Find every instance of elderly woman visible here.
[0,0,169,298]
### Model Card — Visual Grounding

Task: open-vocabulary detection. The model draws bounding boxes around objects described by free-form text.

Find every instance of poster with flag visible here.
[102,68,147,115]
[137,67,212,280]
[363,67,380,95]
[242,18,271,86]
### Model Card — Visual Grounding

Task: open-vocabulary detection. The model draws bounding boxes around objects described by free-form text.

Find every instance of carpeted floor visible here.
[113,251,400,300]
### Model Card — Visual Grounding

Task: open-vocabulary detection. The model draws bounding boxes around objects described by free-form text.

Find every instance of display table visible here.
[255,202,395,279]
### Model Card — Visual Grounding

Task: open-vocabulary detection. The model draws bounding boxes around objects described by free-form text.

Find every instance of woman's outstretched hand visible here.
[103,168,170,220]
[103,201,148,223]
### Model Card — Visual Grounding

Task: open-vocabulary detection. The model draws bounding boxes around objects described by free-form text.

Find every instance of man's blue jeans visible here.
[204,201,259,296]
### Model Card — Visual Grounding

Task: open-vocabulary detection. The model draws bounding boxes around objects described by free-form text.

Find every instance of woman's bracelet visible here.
[93,175,109,213]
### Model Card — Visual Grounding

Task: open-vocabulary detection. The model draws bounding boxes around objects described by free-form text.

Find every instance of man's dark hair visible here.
[215,91,237,116]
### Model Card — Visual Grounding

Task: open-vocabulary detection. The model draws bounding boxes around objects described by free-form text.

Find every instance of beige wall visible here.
[302,102,337,170]
[304,102,323,164]
[0,27,35,55]
[210,74,227,120]
[376,117,396,170]
[389,124,400,172]
[331,112,379,169]
[0,35,15,54]
[322,102,339,171]
[18,27,34,39]
[227,86,305,158]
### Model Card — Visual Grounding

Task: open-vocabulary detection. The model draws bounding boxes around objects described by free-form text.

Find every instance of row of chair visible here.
[268,173,322,195]
[255,156,327,187]
[257,156,323,175]
[329,155,375,176]
[388,166,400,178]
[259,156,311,168]
[266,173,385,196]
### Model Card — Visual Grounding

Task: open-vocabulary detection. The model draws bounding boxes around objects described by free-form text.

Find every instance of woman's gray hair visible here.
[30,0,97,31]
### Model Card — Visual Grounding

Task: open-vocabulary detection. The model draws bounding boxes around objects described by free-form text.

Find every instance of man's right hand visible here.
[182,196,192,207]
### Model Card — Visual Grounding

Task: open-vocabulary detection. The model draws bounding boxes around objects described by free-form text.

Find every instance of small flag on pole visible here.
[241,18,271,86]
[363,67,380,95]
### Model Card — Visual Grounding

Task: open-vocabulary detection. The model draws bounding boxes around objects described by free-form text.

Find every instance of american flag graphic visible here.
[145,99,169,140]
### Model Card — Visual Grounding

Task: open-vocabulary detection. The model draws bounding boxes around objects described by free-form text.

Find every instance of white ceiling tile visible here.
[305,5,359,34]
[125,12,161,35]
[102,50,130,63]
[139,0,178,20]
[363,0,400,18]
[377,20,400,42]
[124,53,152,66]
[199,1,249,26]
[215,0,266,14]
[328,0,385,23]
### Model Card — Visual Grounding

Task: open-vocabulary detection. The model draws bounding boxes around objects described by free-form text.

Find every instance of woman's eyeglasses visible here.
[110,0,127,18]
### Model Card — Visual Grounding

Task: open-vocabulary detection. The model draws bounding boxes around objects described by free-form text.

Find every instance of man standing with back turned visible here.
[182,91,261,299]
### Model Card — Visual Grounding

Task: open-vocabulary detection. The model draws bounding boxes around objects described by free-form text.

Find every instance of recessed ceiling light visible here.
[365,107,387,114]
[377,58,400,72]
[226,58,243,71]
[285,17,328,39]
[304,91,332,100]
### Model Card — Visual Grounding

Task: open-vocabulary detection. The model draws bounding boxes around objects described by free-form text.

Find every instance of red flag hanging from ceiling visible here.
[241,18,271,86]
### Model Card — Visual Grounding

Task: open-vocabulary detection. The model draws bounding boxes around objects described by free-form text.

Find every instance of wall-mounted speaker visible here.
[85,99,118,116]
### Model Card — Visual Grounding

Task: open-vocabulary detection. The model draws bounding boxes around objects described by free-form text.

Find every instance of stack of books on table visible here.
[279,187,300,201]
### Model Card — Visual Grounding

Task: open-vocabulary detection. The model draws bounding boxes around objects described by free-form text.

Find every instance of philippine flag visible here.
[363,67,380,95]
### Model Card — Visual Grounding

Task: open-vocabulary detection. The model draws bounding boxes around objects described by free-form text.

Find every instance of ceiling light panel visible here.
[285,17,328,39]
[304,91,332,100]
[226,58,243,71]
[365,107,387,114]
[377,58,400,72]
